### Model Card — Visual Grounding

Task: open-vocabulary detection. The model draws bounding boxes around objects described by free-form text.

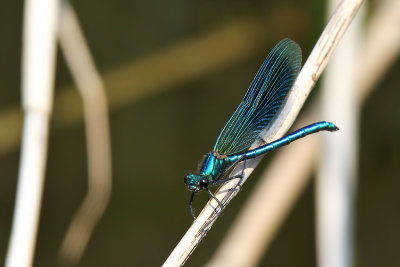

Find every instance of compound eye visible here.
[184,175,190,185]
[199,178,209,188]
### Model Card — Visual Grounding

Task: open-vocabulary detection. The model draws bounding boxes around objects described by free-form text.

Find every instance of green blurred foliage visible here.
[0,0,399,266]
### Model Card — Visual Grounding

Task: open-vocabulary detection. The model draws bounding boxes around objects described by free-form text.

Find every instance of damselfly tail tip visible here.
[327,122,339,131]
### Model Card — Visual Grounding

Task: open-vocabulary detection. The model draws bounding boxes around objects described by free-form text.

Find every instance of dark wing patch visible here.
[214,39,301,154]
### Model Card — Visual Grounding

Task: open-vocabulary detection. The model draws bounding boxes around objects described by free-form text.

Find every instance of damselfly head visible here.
[184,173,209,192]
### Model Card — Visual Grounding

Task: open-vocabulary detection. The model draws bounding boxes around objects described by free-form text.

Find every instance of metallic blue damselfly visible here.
[184,39,338,219]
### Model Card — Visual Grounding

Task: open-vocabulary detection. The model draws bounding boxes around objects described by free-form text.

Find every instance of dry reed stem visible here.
[162,0,364,266]
[316,0,363,266]
[5,0,59,266]
[57,2,112,265]
[205,0,400,266]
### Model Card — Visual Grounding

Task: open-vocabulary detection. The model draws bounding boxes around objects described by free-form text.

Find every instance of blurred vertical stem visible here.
[316,0,363,266]
[58,1,112,265]
[5,0,59,266]
[163,0,364,266]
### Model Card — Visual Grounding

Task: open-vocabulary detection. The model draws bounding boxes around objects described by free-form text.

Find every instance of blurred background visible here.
[0,0,399,266]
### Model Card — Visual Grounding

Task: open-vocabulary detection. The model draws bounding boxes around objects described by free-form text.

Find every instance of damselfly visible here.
[184,39,338,219]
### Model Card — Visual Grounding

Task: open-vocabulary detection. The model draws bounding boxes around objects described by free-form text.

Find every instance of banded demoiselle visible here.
[184,39,338,219]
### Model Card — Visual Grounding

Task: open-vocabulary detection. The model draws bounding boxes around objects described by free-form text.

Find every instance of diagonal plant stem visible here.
[162,0,364,266]
[204,0,400,259]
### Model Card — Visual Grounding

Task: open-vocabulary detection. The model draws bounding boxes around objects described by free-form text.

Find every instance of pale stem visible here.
[162,0,364,266]
[57,2,112,265]
[5,0,59,266]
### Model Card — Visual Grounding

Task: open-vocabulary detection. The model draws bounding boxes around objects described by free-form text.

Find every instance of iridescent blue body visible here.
[184,39,338,218]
